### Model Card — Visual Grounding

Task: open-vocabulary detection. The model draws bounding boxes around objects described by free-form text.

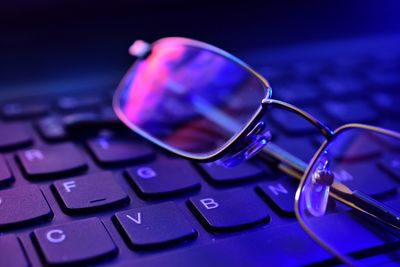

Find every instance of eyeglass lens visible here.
[115,40,268,158]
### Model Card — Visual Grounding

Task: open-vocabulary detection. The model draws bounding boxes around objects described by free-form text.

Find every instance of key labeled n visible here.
[268,183,288,196]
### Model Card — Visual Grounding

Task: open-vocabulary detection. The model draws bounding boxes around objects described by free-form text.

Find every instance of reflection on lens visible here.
[114,38,269,158]
[296,126,400,265]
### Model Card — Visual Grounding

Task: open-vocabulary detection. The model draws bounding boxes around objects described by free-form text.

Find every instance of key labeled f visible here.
[63,181,76,193]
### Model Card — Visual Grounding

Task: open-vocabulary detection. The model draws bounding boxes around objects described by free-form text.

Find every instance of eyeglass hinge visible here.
[129,40,152,59]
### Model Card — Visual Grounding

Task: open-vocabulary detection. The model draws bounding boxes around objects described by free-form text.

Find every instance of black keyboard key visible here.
[323,100,378,124]
[36,117,67,141]
[127,157,201,198]
[115,202,197,249]
[331,55,376,70]
[270,108,321,135]
[62,112,122,133]
[101,106,120,123]
[1,102,48,120]
[333,160,396,197]
[199,161,265,184]
[373,92,400,114]
[62,112,101,127]
[330,131,382,161]
[57,96,102,111]
[272,82,319,103]
[33,217,117,266]
[88,137,154,166]
[0,123,32,150]
[0,155,13,185]
[291,62,327,77]
[368,67,400,88]
[188,188,270,232]
[258,65,289,82]
[319,76,365,97]
[18,143,87,178]
[53,171,129,213]
[0,185,52,229]
[257,179,298,216]
[0,235,29,267]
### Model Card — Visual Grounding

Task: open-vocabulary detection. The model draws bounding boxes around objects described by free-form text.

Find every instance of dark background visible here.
[1,0,400,84]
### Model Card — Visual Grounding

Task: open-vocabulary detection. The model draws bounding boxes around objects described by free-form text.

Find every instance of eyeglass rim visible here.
[113,37,272,162]
[294,123,400,266]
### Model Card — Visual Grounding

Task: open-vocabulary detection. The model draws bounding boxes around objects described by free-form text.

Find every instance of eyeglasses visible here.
[113,37,400,266]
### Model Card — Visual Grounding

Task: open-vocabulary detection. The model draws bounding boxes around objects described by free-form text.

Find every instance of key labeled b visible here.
[200,198,219,210]
[189,188,270,232]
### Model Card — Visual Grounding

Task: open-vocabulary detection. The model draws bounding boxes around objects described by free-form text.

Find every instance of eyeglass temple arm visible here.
[259,98,334,178]
[330,182,400,230]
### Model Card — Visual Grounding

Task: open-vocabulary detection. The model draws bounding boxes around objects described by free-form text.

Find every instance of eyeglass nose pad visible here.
[216,122,272,168]
[304,152,334,217]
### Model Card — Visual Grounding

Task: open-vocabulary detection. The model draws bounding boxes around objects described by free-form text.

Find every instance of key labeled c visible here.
[46,229,66,243]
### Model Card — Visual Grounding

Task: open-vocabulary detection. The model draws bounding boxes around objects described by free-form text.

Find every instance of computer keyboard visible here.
[0,37,400,267]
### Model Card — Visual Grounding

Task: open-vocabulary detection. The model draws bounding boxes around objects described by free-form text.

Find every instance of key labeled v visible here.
[126,212,142,224]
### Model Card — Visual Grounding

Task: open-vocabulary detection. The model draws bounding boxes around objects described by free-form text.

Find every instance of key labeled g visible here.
[136,167,157,179]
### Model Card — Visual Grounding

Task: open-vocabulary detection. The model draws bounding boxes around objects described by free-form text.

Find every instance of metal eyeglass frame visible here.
[113,37,400,265]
